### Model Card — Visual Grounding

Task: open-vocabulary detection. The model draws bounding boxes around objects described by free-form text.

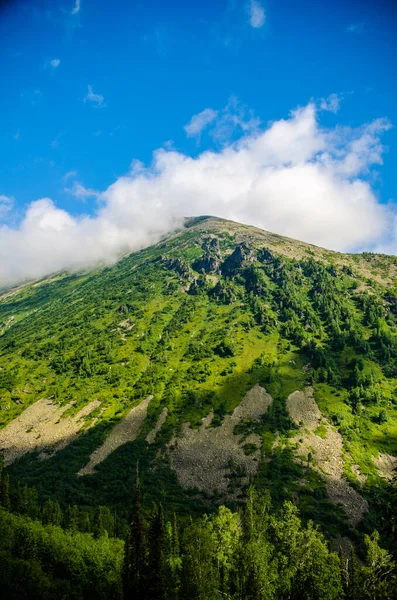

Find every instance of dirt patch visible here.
[169,385,273,500]
[78,396,152,476]
[146,408,168,444]
[0,399,100,466]
[286,388,367,527]
[373,453,397,481]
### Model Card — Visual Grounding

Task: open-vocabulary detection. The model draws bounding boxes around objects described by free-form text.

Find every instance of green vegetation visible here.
[0,473,396,599]
[1,216,397,596]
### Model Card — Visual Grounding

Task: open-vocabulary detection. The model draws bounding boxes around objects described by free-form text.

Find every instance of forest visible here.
[1,463,396,599]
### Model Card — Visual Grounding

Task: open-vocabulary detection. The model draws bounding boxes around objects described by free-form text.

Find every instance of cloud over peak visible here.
[0,98,393,286]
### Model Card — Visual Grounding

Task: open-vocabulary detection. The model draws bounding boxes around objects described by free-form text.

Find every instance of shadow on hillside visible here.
[5,359,353,539]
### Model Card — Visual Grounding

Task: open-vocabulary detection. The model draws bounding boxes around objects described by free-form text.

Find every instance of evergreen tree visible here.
[94,505,115,538]
[146,503,166,600]
[123,474,147,599]
[79,510,91,533]
[0,472,11,511]
[165,514,181,600]
[64,505,80,532]
[41,499,62,526]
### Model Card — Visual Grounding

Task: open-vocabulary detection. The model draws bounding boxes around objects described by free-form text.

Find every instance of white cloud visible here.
[64,180,98,200]
[347,22,364,34]
[0,196,14,220]
[319,93,342,113]
[84,85,106,108]
[71,0,81,15]
[0,99,394,286]
[13,129,21,141]
[63,170,78,182]
[50,58,60,68]
[248,0,265,29]
[184,109,219,139]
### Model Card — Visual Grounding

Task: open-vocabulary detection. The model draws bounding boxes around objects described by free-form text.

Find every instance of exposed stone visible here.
[169,385,273,500]
[192,237,221,274]
[0,398,101,465]
[286,388,368,527]
[221,243,254,276]
[146,407,168,444]
[373,452,397,481]
[162,257,190,278]
[78,396,153,476]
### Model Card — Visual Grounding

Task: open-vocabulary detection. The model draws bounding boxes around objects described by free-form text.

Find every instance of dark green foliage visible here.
[146,503,166,600]
[0,507,123,599]
[123,477,146,598]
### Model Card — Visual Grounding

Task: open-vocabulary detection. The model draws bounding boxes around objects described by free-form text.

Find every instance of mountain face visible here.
[0,215,397,540]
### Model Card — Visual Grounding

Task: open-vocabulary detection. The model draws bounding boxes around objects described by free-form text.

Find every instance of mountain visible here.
[0,215,397,547]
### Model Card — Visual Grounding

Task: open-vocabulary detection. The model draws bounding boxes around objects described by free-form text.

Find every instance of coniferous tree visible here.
[0,456,11,510]
[123,473,146,599]
[146,503,166,600]
[14,481,25,515]
[0,472,11,511]
[64,504,80,532]
[41,499,62,526]
[94,505,115,538]
[79,510,91,533]
[166,514,181,600]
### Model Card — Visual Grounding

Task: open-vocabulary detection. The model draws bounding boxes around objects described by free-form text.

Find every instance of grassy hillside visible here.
[0,216,396,550]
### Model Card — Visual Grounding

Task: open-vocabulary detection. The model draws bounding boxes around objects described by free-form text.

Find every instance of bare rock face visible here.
[221,243,254,276]
[161,257,191,278]
[286,388,368,527]
[193,237,222,274]
[168,385,273,501]
[258,247,274,263]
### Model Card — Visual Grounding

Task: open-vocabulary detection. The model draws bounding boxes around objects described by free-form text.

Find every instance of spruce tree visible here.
[42,498,62,526]
[64,504,80,532]
[123,473,146,599]
[146,503,166,600]
[166,514,181,600]
[0,472,11,511]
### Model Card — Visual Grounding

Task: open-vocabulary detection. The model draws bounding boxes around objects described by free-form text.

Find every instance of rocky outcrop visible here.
[258,247,274,263]
[221,243,254,276]
[161,257,190,278]
[188,275,209,295]
[193,237,221,274]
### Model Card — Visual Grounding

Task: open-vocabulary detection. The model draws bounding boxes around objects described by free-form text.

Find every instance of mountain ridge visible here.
[2,215,397,297]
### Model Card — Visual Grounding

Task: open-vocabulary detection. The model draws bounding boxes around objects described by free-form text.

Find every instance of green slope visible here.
[0,216,396,545]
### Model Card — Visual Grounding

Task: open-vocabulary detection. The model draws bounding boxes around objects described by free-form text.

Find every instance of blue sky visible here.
[0,0,397,284]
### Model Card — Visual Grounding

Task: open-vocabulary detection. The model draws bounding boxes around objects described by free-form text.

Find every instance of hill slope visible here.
[0,216,396,544]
